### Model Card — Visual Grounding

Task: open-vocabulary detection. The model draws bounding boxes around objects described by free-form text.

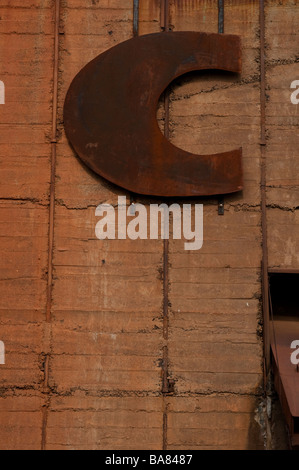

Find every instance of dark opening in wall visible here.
[269,273,299,319]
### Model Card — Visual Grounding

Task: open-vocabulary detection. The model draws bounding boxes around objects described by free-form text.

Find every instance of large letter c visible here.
[64,32,242,197]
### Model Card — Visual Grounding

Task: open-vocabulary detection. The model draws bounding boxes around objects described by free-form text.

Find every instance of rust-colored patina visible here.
[64,32,242,197]
[271,319,299,447]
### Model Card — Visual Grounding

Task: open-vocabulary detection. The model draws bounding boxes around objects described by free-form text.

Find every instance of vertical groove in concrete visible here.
[46,0,59,324]
[42,0,60,451]
[259,0,270,377]
[259,0,271,450]
[161,0,170,451]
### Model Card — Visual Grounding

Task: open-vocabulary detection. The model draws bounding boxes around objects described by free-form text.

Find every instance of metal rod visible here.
[218,196,224,215]
[218,0,224,34]
[131,0,140,204]
[260,0,266,147]
[218,1,224,215]
[133,0,139,37]
[161,0,169,31]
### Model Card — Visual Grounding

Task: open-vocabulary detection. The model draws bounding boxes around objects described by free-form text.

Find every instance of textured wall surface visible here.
[0,0,298,450]
[265,0,299,268]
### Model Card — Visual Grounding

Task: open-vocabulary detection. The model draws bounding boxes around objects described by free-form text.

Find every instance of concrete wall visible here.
[0,0,298,450]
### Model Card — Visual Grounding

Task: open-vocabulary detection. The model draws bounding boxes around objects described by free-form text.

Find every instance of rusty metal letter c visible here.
[64,32,242,197]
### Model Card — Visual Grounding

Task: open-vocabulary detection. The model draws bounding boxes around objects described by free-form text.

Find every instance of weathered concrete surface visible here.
[0,0,297,450]
[265,0,299,268]
[0,0,53,450]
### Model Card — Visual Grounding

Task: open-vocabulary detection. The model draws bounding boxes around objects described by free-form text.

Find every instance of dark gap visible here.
[269,273,299,319]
